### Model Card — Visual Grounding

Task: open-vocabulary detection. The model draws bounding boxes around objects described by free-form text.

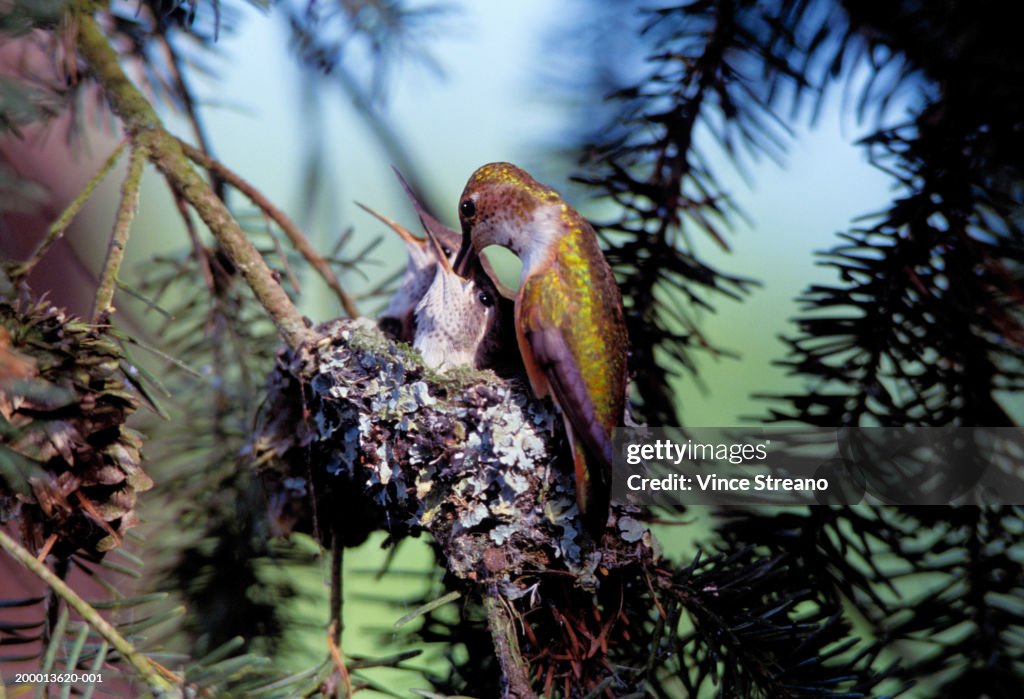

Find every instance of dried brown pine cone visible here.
[0,277,153,558]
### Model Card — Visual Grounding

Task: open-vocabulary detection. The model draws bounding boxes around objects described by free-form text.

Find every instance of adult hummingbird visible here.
[454,162,628,536]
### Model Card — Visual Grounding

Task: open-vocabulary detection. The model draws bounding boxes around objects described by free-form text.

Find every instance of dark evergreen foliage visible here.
[562,0,1024,697]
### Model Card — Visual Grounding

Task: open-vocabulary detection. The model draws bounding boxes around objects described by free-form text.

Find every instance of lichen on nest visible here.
[250,318,655,591]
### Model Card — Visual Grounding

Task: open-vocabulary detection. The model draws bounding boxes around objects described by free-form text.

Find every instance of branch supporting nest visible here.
[485,586,537,699]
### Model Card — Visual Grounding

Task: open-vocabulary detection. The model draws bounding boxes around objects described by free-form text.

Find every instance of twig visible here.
[0,529,182,697]
[93,145,147,321]
[393,590,462,629]
[173,189,215,292]
[12,140,127,280]
[74,9,310,350]
[326,621,353,698]
[484,585,537,699]
[330,527,344,645]
[642,565,667,621]
[267,219,303,295]
[325,525,352,696]
[177,138,361,318]
[157,31,225,201]
[35,533,58,562]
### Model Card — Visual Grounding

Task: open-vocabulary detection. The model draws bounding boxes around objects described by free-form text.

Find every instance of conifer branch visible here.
[0,529,181,697]
[73,7,310,350]
[92,144,147,321]
[176,138,361,318]
[10,140,127,281]
[483,588,535,699]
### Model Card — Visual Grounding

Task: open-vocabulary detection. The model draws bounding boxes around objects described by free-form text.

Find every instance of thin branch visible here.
[330,529,344,645]
[11,140,127,281]
[325,621,353,698]
[74,8,310,349]
[177,138,361,318]
[174,189,215,291]
[158,32,225,201]
[323,500,353,695]
[92,145,147,321]
[484,586,536,699]
[393,590,462,629]
[0,529,182,697]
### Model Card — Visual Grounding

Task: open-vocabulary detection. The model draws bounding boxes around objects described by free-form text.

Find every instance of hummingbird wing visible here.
[517,296,614,534]
[525,325,614,466]
[516,274,618,469]
[517,268,624,535]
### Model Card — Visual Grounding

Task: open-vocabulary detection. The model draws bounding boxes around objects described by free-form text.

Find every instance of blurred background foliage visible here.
[1,0,1023,697]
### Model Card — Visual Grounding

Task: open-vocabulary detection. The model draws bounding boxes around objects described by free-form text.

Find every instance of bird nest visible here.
[249,317,656,592]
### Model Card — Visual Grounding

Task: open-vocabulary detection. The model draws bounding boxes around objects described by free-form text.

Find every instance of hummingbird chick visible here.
[360,169,515,372]
[358,199,458,343]
[454,162,629,537]
[412,222,510,371]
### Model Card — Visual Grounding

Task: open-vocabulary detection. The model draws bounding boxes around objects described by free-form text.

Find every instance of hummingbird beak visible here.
[453,235,474,277]
[423,214,456,276]
[392,166,463,256]
[355,201,423,248]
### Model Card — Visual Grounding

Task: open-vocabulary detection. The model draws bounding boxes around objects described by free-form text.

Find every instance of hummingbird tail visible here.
[571,433,611,539]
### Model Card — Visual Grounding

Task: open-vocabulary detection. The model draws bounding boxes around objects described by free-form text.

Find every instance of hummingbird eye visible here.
[441,245,452,256]
[478,290,494,307]
[460,198,476,219]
